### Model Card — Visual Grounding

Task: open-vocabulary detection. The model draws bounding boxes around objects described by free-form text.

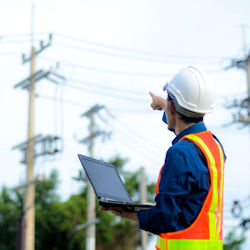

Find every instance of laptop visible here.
[78,154,154,212]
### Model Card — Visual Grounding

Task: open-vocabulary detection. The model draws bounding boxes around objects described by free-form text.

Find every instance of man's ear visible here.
[169,101,175,115]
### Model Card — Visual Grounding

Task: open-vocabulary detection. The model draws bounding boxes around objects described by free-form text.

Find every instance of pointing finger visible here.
[149,91,156,99]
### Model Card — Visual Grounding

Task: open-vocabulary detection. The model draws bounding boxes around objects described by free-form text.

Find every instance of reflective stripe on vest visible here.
[155,165,164,194]
[156,237,223,250]
[155,131,225,250]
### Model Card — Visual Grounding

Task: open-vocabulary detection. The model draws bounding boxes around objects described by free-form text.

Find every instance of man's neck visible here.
[175,121,196,136]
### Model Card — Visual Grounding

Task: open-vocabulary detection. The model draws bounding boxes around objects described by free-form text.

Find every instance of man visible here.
[101,66,226,250]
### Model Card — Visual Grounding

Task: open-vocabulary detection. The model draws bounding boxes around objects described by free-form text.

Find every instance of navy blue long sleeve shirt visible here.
[137,118,225,235]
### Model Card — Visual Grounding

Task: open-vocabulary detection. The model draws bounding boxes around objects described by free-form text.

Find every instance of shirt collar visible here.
[172,122,207,145]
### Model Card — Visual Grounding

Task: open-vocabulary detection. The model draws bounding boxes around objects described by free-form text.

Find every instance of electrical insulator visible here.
[231,200,243,218]
[240,219,250,231]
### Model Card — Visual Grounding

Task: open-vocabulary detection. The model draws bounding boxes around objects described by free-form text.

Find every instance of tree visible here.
[0,186,22,250]
[34,170,87,250]
[223,229,246,250]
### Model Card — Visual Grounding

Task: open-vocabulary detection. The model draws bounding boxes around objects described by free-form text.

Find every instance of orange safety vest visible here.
[155,131,225,250]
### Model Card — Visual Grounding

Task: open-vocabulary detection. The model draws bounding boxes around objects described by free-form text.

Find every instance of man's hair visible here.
[167,94,204,124]
[179,113,203,123]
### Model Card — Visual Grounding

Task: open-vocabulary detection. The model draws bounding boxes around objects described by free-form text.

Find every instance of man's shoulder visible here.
[171,139,197,152]
[166,139,198,159]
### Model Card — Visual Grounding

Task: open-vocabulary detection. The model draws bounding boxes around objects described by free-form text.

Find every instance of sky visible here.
[1,0,250,248]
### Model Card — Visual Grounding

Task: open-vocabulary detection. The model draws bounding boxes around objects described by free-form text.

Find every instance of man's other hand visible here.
[99,206,138,221]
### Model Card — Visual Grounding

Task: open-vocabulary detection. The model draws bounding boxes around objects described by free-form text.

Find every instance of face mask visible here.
[162,112,168,125]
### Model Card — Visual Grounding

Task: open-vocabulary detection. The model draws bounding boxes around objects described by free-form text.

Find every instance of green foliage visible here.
[34,170,87,250]
[35,169,60,207]
[35,194,87,250]
[223,229,246,250]
[0,187,21,250]
[108,155,129,173]
[0,156,156,250]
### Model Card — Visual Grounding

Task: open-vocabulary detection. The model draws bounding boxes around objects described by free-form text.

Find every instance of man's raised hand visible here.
[149,91,167,111]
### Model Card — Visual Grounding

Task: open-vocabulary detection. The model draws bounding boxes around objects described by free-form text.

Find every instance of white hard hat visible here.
[164,66,215,118]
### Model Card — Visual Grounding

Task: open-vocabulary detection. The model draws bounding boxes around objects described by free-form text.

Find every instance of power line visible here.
[54,42,222,65]
[64,81,149,103]
[115,123,163,160]
[114,131,162,167]
[54,42,174,64]
[0,32,232,67]
[36,94,153,114]
[1,32,226,65]
[37,91,167,170]
[40,56,171,77]
[37,93,88,107]
[0,39,41,44]
[115,119,164,157]
[0,52,22,55]
[0,32,50,39]
[67,77,145,96]
[52,83,66,156]
[55,33,225,62]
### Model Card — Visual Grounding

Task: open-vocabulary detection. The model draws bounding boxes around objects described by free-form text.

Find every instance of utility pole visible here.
[85,109,95,250]
[24,45,36,250]
[225,53,250,125]
[225,26,250,126]
[79,104,111,250]
[140,167,148,250]
[13,33,64,250]
[246,57,250,119]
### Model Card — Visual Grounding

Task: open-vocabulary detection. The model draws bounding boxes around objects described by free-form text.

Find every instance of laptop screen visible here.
[78,155,132,203]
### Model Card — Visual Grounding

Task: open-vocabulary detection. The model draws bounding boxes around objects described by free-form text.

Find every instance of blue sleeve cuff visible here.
[137,209,151,231]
